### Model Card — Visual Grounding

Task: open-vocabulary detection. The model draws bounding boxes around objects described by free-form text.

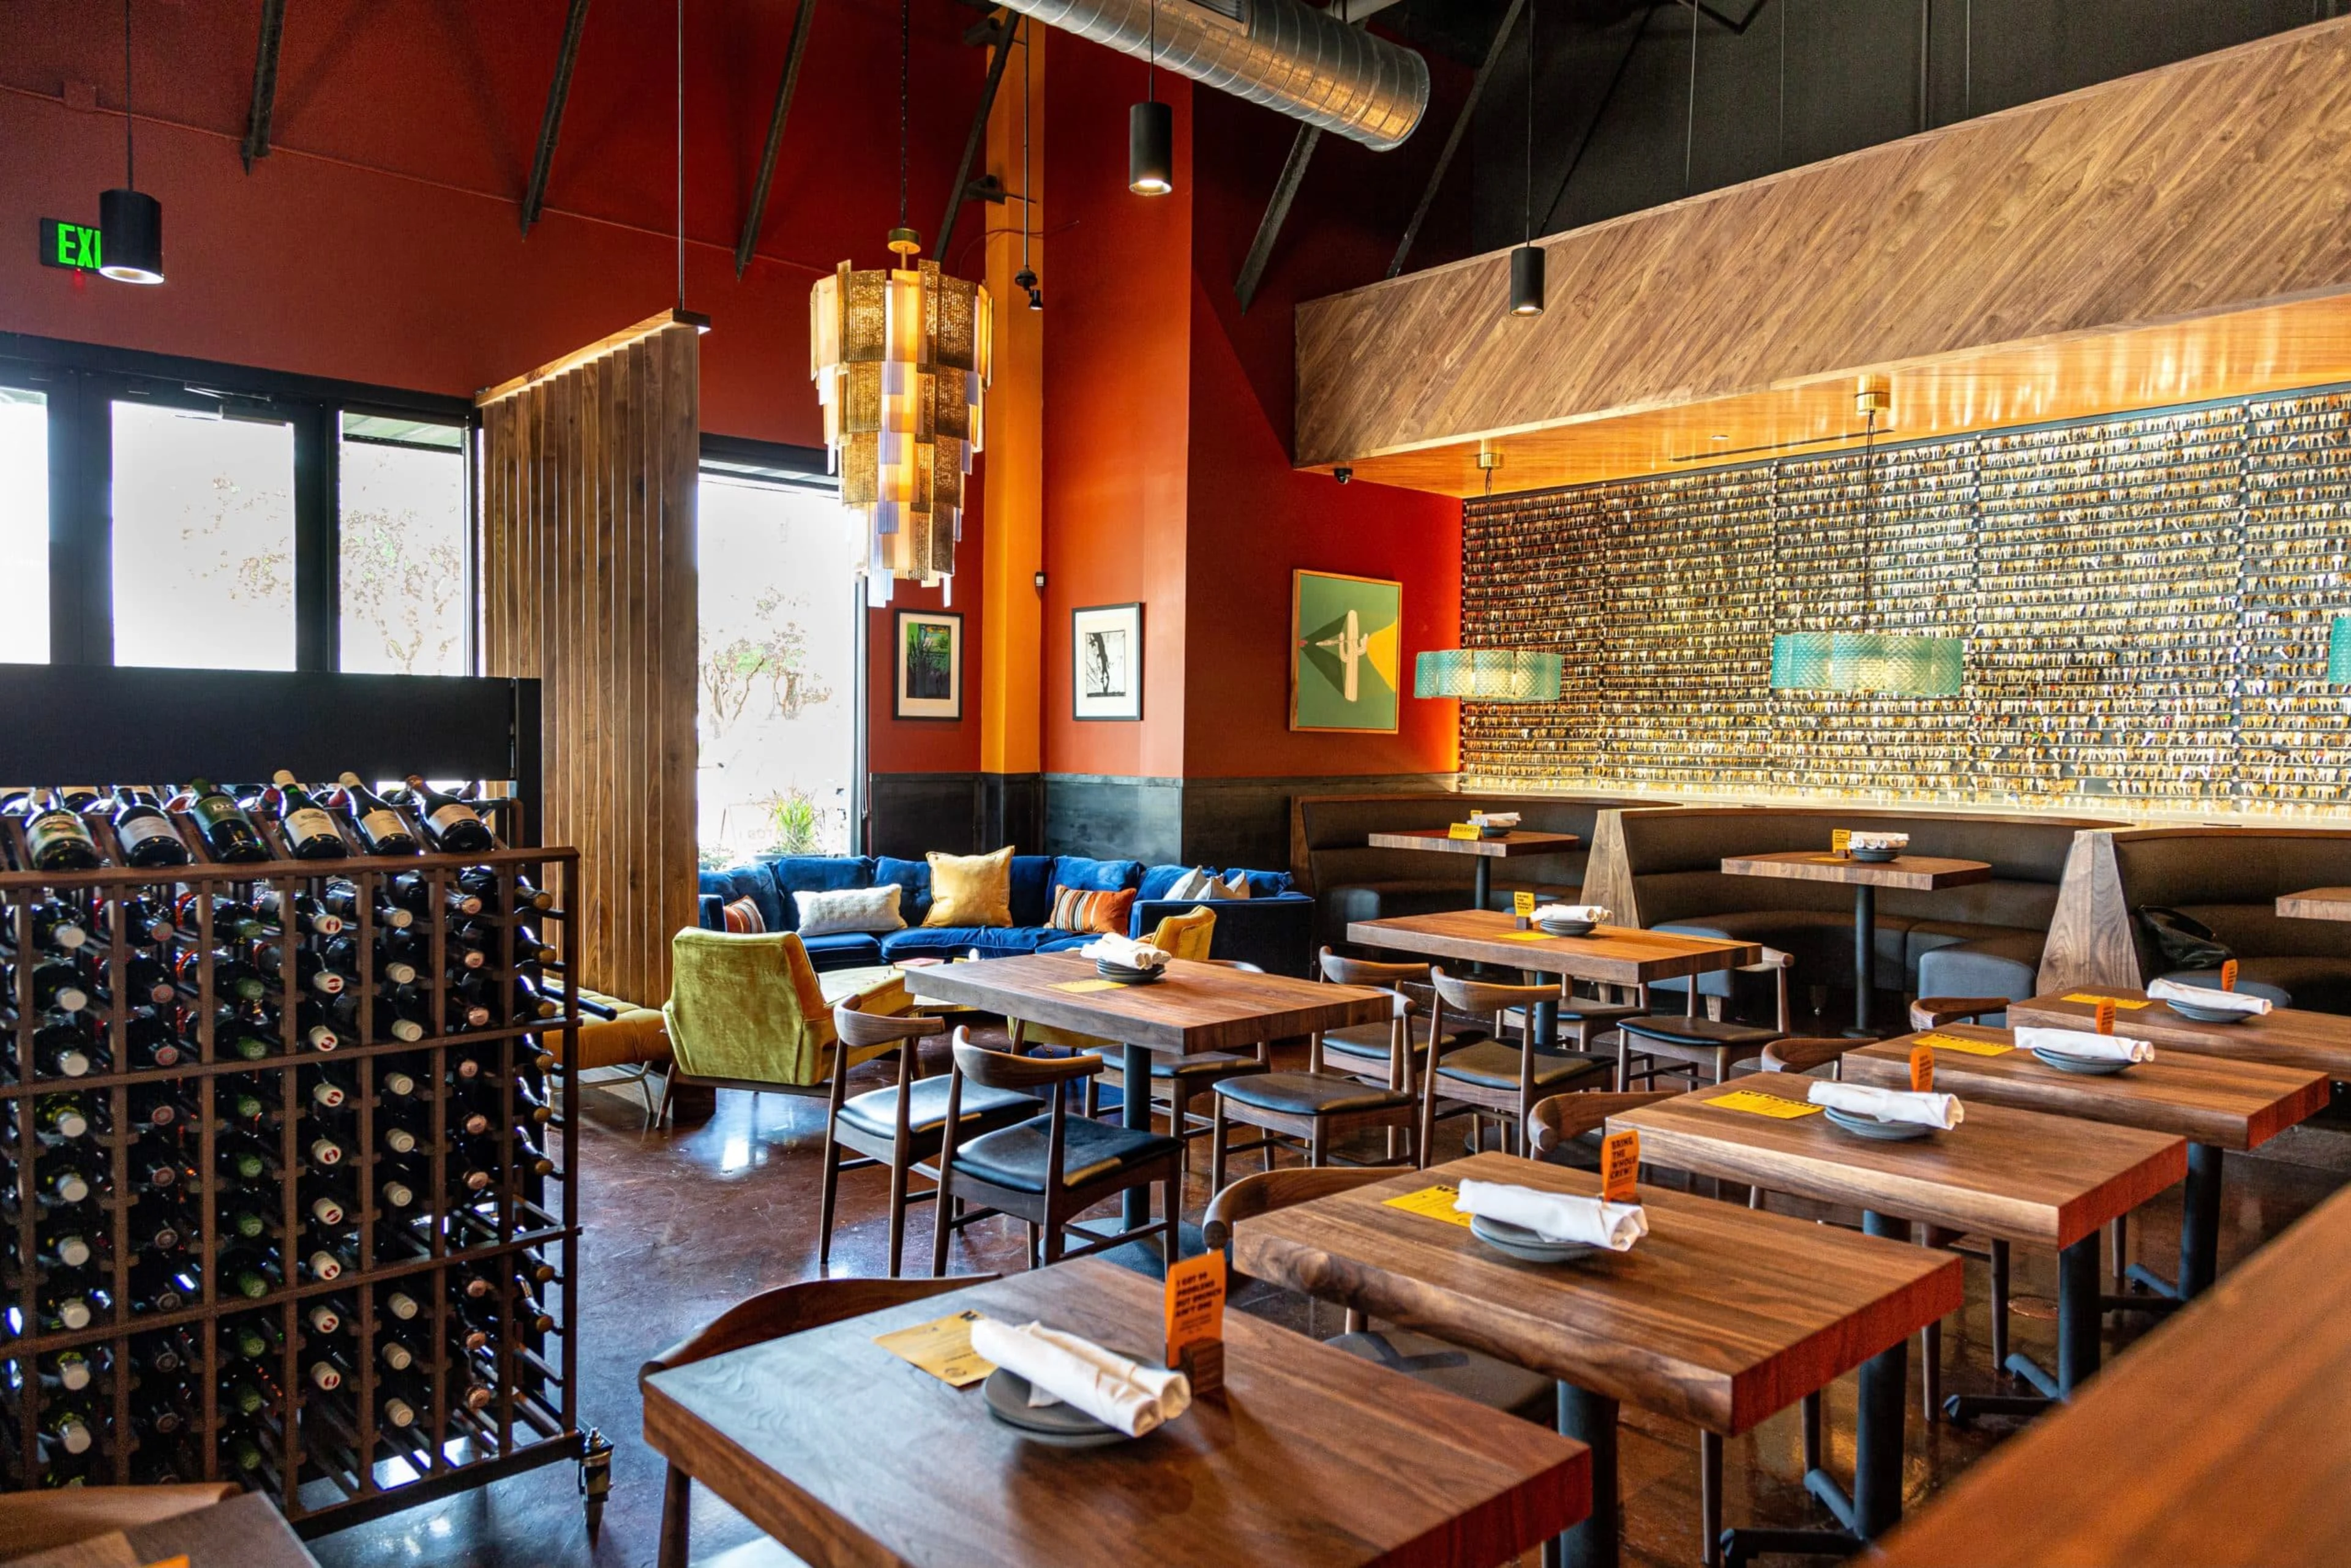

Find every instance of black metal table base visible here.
[1845,884,1878,1038]
[2104,1140,2223,1309]
[1546,1382,1618,1568]
[1944,1230,2099,1425]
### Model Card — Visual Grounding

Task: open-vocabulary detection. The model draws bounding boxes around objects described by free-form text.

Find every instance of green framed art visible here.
[1290,569,1401,733]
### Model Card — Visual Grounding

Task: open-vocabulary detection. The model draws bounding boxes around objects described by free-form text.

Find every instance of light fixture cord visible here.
[1684,0,1697,194]
[1148,0,1157,99]
[675,0,684,308]
[899,0,910,227]
[122,0,135,188]
[1020,18,1032,270]
[1861,408,1880,625]
[1522,0,1534,242]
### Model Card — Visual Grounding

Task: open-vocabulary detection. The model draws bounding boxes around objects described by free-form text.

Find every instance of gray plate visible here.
[1539,920,1595,939]
[2163,998,2249,1025]
[1823,1105,1934,1142]
[982,1369,1133,1446]
[1470,1212,1604,1263]
[1097,961,1164,985]
[1848,846,1900,863]
[2030,1046,2132,1076]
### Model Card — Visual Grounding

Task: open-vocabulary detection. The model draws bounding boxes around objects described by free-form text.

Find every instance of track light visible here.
[1508,244,1543,317]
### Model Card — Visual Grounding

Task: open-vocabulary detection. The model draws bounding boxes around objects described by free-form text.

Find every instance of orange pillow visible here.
[1048,885,1136,936]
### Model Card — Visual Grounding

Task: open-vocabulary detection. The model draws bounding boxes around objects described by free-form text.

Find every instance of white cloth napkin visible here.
[2147,978,2273,1016]
[967,1319,1191,1438]
[1847,831,1910,851]
[2016,1026,2155,1063]
[1453,1179,1648,1251]
[1809,1079,1965,1130]
[1471,811,1521,828]
[1081,934,1171,970]
[1532,904,1610,925]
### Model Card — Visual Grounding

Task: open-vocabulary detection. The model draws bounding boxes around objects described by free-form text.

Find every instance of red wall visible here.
[863,482,987,773]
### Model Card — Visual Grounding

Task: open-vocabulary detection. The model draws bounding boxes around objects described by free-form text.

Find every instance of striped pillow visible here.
[1048,885,1136,936]
[722,896,767,934]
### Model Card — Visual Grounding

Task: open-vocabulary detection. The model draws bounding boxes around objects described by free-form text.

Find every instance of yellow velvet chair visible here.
[656,929,902,1125]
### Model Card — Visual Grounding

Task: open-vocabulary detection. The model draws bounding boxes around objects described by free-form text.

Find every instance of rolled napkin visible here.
[2147,978,2273,1017]
[1470,811,1521,828]
[967,1318,1191,1437]
[1532,904,1610,925]
[1847,831,1911,851]
[2015,1026,2155,1063]
[1453,1178,1648,1251]
[1808,1079,1965,1130]
[1081,934,1171,970]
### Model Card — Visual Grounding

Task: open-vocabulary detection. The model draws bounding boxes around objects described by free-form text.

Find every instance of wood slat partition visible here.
[480,311,699,1005]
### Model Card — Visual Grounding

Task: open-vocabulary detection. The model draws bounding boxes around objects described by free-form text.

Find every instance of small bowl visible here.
[1538,919,1596,939]
[1848,846,1900,863]
[1097,960,1164,985]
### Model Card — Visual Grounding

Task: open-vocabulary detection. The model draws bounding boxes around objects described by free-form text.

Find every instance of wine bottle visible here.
[271,770,350,860]
[217,1186,273,1244]
[302,1183,353,1228]
[377,1057,423,1098]
[304,1120,354,1169]
[456,865,555,913]
[176,893,267,943]
[7,958,91,1015]
[377,1371,430,1428]
[361,928,424,986]
[249,940,351,999]
[124,1011,184,1071]
[335,773,421,856]
[403,776,495,853]
[43,1347,100,1394]
[213,1074,275,1130]
[39,1401,97,1457]
[131,1328,195,1378]
[322,877,413,929]
[36,1156,99,1207]
[223,1315,282,1362]
[34,1016,101,1079]
[377,1158,424,1214]
[216,1130,281,1184]
[444,920,494,971]
[255,888,345,938]
[511,926,561,967]
[381,1285,426,1322]
[303,1065,356,1111]
[23,1209,101,1271]
[127,1256,197,1313]
[42,1272,107,1331]
[179,945,271,1003]
[218,1370,268,1418]
[1,899,89,955]
[304,1297,348,1337]
[390,871,481,919]
[127,1080,191,1131]
[24,787,104,871]
[127,1130,193,1191]
[378,1115,426,1158]
[34,1092,96,1142]
[114,951,178,1006]
[332,988,426,1044]
[205,1007,279,1063]
[102,895,176,947]
[182,779,270,863]
[128,1193,193,1253]
[220,1244,283,1300]
[109,786,192,868]
[294,997,343,1052]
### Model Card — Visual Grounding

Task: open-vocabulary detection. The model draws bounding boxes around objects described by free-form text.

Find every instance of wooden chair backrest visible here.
[1201,1165,1390,1250]
[641,1274,995,1379]
[1910,996,2011,1030]
[1760,1038,1854,1076]
[953,1035,1102,1089]
[1525,1092,1678,1155]
[1319,948,1430,988]
[1430,967,1555,1017]
[833,995,948,1051]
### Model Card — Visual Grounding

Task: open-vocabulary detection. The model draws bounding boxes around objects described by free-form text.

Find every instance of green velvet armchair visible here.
[656,929,898,1124]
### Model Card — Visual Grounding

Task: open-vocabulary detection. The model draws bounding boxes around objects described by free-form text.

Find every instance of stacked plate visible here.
[982,1370,1133,1447]
[1097,959,1164,985]
[1538,918,1595,938]
[1469,1214,1601,1264]
[2163,997,2248,1025]
[2028,1046,2131,1076]
[1848,844,1900,863]
[1823,1106,1933,1142]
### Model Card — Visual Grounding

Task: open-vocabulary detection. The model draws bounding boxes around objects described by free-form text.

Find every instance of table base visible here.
[1945,1231,2099,1424]
[1545,1384,1618,1568]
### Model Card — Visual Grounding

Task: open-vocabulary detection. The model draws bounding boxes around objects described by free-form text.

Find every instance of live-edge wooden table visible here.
[1846,1024,2327,1303]
[642,1257,1592,1567]
[1719,852,1992,1035]
[904,954,1389,1235]
[1613,1078,2184,1432]
[1365,828,1581,916]
[1232,1151,1962,1568]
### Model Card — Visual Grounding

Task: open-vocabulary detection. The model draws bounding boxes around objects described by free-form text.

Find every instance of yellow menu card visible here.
[1708,1089,1824,1119]
[874,1310,995,1387]
[1913,1030,2013,1056]
[1052,978,1127,993]
[1382,1184,1476,1227]
[2062,992,2150,1009]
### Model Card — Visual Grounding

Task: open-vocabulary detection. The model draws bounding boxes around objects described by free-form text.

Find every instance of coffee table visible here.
[1719,850,1992,1035]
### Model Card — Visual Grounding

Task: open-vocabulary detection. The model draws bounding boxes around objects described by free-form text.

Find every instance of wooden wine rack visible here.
[0,805,585,1536]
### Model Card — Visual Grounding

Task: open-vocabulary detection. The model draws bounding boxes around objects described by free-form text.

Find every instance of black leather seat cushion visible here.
[1329,1327,1551,1423]
[1148,1051,1267,1081]
[837,1078,1035,1142]
[950,1116,1182,1193]
[1215,1071,1415,1116]
[1322,1020,1480,1061]
[1434,1043,1609,1092]
[1620,1015,1783,1049]
[2157,959,2351,1014]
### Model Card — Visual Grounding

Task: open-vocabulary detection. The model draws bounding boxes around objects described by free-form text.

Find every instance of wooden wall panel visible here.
[479,314,700,1004]
[1297,17,2351,486]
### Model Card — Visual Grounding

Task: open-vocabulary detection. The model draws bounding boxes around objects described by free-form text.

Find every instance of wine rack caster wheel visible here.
[580,1427,614,1539]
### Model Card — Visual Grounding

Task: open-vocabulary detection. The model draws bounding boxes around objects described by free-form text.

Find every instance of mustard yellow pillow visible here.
[924,846,1014,928]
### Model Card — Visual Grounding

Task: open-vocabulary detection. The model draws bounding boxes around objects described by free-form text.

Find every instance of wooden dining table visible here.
[1365,827,1581,914]
[640,1256,1592,1567]
[1612,1077,2185,1426]
[1844,1024,2329,1302]
[904,953,1390,1229]
[1231,1151,1963,1568]
[1719,850,1991,1035]
[2276,886,2351,922]
[2007,986,2351,1080]
[1873,1178,2351,1567]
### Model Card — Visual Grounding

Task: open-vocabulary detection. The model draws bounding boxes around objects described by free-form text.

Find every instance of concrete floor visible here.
[309,1036,2345,1568]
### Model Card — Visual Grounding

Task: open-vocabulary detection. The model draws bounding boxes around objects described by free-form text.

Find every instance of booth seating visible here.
[1289,792,1654,951]
[1586,806,2122,1017]
[2039,827,2351,1012]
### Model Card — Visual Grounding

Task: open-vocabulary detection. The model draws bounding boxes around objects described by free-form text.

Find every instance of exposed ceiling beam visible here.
[239,0,287,172]
[737,0,820,277]
[520,0,593,236]
[1387,0,1525,279]
[1236,123,1321,310]
[935,13,1019,264]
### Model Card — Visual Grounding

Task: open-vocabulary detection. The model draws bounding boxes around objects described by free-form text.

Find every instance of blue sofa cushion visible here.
[881,925,1062,961]
[700,866,786,932]
[799,932,887,972]
[872,855,934,927]
[1221,868,1295,900]
[1138,864,1192,900]
[1051,856,1146,895]
[1008,855,1056,928]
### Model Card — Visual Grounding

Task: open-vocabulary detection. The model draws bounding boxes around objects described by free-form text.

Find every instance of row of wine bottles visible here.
[6,776,503,873]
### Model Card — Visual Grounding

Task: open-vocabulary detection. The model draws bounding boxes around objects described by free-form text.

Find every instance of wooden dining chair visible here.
[1616,950,1796,1090]
[930,1030,1183,1275]
[817,997,1037,1277]
[1311,950,1483,1085]
[1082,959,1274,1181]
[642,1272,994,1568]
[1910,995,2013,1030]
[1523,1090,1679,1169]
[1420,969,1611,1160]
[1205,989,1422,1191]
[1201,1167,1551,1423]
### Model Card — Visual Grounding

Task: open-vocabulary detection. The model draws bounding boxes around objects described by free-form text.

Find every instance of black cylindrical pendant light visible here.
[1506,0,1542,316]
[1129,0,1172,195]
[99,187,163,285]
[1508,242,1543,317]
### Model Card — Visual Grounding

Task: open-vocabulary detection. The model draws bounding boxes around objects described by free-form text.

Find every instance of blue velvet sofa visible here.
[697,854,1316,976]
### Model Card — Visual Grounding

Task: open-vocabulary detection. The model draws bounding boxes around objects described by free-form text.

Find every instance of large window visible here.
[111,400,299,670]
[0,389,46,664]
[696,465,862,866]
[337,415,469,675]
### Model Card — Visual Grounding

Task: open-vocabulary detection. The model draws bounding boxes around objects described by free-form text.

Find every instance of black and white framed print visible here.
[1072,602,1143,721]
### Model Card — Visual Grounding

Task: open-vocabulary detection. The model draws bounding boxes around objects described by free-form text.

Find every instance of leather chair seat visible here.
[836,1077,1035,1143]
[1433,1043,1610,1092]
[1329,1327,1553,1423]
[1215,1071,1417,1116]
[1146,1051,1268,1081]
[1321,1020,1480,1062]
[2158,959,2351,1014]
[1620,1015,1783,1051]
[949,1117,1182,1195]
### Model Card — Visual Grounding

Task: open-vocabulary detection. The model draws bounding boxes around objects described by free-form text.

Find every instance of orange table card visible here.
[1909,1045,1935,1092]
[1164,1250,1226,1394]
[1600,1130,1639,1202]
[874,1310,994,1387]
[1831,829,1852,855]
[2222,959,2240,991]
[2094,998,2117,1034]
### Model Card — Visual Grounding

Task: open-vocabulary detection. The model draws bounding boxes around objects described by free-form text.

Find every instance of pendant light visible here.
[1130,0,1172,195]
[2327,617,2351,685]
[1506,0,1542,316]
[99,0,163,285]
[1419,444,1562,701]
[1769,381,1967,697]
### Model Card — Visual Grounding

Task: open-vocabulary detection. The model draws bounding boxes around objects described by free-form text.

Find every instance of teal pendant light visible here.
[1770,380,1965,699]
[1415,649,1565,702]
[2329,617,2351,685]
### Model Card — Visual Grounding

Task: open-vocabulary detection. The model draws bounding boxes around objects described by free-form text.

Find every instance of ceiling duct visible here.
[1000,0,1429,151]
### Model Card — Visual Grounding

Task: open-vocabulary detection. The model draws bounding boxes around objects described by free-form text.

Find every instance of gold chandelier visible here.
[811,226,991,604]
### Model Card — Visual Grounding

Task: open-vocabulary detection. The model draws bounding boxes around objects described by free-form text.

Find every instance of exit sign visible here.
[39,219,102,272]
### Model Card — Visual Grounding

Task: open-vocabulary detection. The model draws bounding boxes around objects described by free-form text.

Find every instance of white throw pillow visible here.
[1206,873,1250,900]
[1165,868,1215,900]
[794,884,906,937]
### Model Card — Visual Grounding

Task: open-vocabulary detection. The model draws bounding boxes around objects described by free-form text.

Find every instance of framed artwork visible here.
[1290,569,1401,733]
[894,610,962,721]
[1071,602,1144,721]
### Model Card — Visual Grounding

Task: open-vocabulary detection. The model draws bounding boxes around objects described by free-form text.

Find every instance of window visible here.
[338,414,469,675]
[696,469,861,866]
[0,388,46,663]
[111,399,298,670]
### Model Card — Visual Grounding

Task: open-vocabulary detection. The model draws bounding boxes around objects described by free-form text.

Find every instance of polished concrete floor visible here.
[310,1037,2346,1568]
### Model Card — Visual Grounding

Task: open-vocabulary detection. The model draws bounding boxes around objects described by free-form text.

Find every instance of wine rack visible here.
[0,803,583,1535]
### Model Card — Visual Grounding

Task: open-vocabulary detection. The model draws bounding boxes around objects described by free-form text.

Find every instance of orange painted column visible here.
[980,21,1045,778]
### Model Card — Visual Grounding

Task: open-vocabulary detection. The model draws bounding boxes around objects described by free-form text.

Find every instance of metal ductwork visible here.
[999,0,1429,151]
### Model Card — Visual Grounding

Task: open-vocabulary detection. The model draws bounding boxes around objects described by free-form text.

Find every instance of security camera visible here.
[1333,467,1352,485]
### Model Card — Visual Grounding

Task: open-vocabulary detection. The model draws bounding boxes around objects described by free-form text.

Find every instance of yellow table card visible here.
[1052,978,1128,993]
[1448,823,1483,840]
[2061,992,2150,1010]
[1382,1184,1476,1227]
[1914,1031,2013,1056]
[1499,929,1554,942]
[1513,890,1537,918]
[1708,1089,1824,1119]
[1830,829,1852,855]
[875,1309,995,1388]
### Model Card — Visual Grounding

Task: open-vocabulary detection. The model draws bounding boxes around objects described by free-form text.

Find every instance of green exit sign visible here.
[39,219,102,272]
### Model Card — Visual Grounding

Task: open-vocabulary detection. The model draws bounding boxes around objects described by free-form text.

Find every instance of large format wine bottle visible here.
[23,788,103,872]
[271,771,350,860]
[403,776,495,853]
[110,785,192,868]
[336,773,421,856]
[182,778,269,863]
